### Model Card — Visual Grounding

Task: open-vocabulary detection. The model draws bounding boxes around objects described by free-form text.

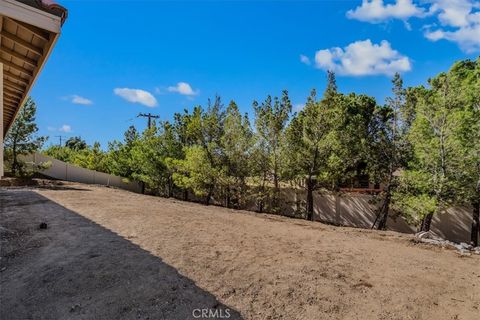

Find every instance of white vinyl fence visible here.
[23,153,142,193]
[21,153,476,244]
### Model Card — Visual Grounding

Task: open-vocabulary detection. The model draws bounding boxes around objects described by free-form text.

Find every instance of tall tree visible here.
[393,73,462,231]
[221,101,254,208]
[166,110,193,200]
[106,125,139,179]
[369,73,411,230]
[253,90,291,212]
[4,97,46,175]
[285,88,332,220]
[160,121,185,197]
[286,73,375,220]
[172,97,226,205]
[447,58,480,245]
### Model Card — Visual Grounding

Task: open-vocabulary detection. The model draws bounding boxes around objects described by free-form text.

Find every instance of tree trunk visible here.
[306,176,315,221]
[420,213,434,232]
[471,201,479,247]
[272,173,279,211]
[225,186,231,208]
[12,141,18,175]
[183,189,189,201]
[376,189,391,230]
[167,176,173,198]
[141,182,145,195]
[258,200,263,213]
[258,176,266,213]
[205,185,214,206]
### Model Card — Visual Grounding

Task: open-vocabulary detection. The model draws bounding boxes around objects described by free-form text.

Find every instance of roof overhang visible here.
[1,0,67,136]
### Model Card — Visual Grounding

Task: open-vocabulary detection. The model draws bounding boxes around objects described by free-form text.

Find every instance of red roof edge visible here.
[15,1,68,25]
[36,0,68,25]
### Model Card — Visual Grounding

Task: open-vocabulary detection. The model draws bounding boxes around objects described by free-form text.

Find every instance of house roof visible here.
[1,0,67,135]
[16,0,67,24]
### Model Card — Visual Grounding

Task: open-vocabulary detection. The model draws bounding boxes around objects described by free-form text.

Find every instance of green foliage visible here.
[367,73,411,184]
[285,73,378,218]
[65,136,87,151]
[44,141,108,172]
[171,145,224,198]
[105,126,139,179]
[221,101,254,206]
[169,97,226,203]
[392,170,439,224]
[29,58,478,237]
[4,97,46,176]
[392,58,480,229]
[252,90,292,211]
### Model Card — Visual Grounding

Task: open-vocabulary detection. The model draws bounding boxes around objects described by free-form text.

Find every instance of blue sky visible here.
[31,0,480,148]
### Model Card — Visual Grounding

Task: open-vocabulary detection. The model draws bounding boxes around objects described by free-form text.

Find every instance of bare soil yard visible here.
[1,181,479,320]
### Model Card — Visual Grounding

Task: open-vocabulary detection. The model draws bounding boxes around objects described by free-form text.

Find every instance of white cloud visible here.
[59,125,72,133]
[47,125,72,133]
[113,88,157,107]
[347,0,426,23]
[424,0,480,52]
[300,54,311,65]
[294,103,305,112]
[71,95,93,105]
[313,39,411,76]
[167,82,199,96]
[428,0,475,27]
[347,0,480,52]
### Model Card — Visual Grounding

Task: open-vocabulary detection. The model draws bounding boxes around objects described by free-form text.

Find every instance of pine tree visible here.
[172,97,226,205]
[4,97,46,175]
[393,73,462,231]
[221,101,254,207]
[370,73,410,230]
[253,90,291,212]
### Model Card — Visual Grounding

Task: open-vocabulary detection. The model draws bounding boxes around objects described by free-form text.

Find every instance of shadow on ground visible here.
[0,188,242,320]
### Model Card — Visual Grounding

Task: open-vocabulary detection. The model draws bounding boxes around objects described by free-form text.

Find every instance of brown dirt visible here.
[1,182,479,320]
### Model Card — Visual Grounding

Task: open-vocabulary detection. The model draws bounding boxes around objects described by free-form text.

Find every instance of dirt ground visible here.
[1,181,479,320]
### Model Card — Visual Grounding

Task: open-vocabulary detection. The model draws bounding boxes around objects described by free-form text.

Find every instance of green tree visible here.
[393,73,463,231]
[161,121,185,197]
[221,101,254,208]
[4,97,46,175]
[166,110,194,200]
[65,136,87,151]
[285,72,375,220]
[106,125,139,179]
[460,105,480,246]
[43,144,75,163]
[130,124,167,194]
[88,142,108,172]
[447,58,480,245]
[253,90,291,212]
[171,97,226,205]
[172,145,224,203]
[369,73,411,230]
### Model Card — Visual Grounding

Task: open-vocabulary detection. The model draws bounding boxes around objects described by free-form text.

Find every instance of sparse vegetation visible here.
[8,58,476,245]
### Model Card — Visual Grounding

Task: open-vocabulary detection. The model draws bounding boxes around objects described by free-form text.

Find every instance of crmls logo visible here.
[192,308,231,318]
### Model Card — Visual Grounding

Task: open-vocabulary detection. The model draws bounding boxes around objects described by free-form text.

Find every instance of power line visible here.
[137,113,160,129]
[54,135,67,147]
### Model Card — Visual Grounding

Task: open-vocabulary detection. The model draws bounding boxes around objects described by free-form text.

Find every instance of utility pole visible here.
[137,113,160,129]
[136,113,160,195]
[54,135,66,147]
